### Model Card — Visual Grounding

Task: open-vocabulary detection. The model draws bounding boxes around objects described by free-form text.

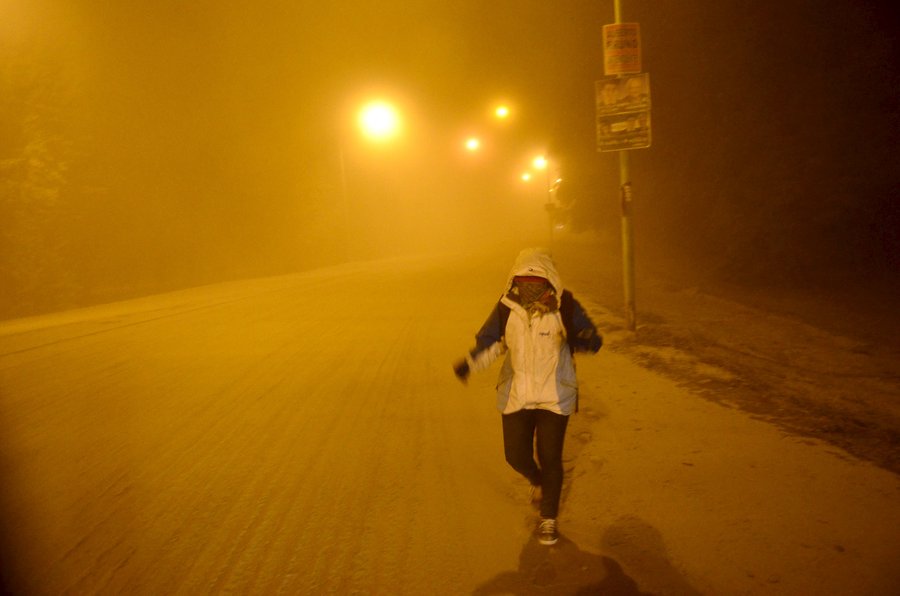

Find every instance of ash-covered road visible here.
[2,250,898,595]
[1,254,531,594]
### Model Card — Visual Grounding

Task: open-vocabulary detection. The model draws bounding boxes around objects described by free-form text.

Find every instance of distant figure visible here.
[453,248,602,545]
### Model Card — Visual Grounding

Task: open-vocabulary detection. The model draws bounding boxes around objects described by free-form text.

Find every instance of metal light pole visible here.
[533,155,555,245]
[614,0,636,331]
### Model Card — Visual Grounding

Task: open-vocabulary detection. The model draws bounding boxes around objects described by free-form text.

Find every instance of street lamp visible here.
[342,100,403,196]
[531,154,558,243]
[532,155,553,203]
[465,137,481,152]
[339,98,404,260]
[358,100,402,142]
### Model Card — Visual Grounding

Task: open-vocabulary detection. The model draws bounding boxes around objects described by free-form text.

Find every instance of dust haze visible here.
[2,3,900,593]
[2,0,898,319]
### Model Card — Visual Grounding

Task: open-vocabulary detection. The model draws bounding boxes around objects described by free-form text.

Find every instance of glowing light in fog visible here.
[358,101,401,141]
[495,105,510,119]
[465,137,480,151]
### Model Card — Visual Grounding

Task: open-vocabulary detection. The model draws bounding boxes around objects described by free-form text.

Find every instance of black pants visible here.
[501,408,569,519]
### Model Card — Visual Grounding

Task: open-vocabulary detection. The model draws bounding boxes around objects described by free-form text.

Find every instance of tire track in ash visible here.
[2,280,350,594]
[50,301,322,593]
[105,290,360,594]
[148,279,408,593]
[264,317,420,593]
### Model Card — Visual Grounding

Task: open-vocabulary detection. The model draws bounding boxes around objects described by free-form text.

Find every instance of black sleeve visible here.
[561,291,602,353]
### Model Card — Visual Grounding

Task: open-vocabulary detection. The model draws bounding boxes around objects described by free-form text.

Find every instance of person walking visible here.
[453,248,602,545]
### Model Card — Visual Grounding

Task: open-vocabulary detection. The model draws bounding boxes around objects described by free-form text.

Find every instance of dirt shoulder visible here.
[553,234,900,476]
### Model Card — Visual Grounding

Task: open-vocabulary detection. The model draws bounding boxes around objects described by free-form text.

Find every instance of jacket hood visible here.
[503,247,563,297]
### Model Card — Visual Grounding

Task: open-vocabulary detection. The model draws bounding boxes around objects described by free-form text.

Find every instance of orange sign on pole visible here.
[603,23,641,75]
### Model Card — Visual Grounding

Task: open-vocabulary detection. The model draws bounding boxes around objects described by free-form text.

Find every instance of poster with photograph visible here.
[595,73,650,115]
[595,73,651,151]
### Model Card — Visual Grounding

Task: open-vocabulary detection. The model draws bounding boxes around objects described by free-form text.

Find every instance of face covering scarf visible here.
[509,276,558,316]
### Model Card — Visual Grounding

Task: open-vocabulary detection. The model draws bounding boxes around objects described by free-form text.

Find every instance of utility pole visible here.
[620,159,635,331]
[596,0,648,332]
[616,0,636,332]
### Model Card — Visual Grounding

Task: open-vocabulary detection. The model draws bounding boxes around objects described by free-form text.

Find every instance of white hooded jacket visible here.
[466,248,587,415]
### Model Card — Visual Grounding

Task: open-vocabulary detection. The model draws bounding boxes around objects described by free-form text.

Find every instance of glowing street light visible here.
[339,98,405,260]
[531,155,551,195]
[358,100,401,141]
[495,105,510,119]
[465,137,481,151]
[521,172,532,182]
[343,99,404,202]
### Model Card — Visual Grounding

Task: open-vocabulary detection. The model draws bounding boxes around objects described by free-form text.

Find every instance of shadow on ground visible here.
[474,515,703,596]
[473,534,649,596]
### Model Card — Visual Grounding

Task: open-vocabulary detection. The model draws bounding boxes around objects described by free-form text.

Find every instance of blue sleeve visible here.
[569,296,603,353]
[470,301,507,358]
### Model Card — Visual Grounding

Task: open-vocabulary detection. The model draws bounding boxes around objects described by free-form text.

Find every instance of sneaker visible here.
[538,518,558,545]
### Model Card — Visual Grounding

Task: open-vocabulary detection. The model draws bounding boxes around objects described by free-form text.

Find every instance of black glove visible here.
[453,359,470,383]
[573,329,603,353]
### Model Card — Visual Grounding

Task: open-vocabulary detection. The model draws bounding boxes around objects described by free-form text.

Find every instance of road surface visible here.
[1,250,898,594]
